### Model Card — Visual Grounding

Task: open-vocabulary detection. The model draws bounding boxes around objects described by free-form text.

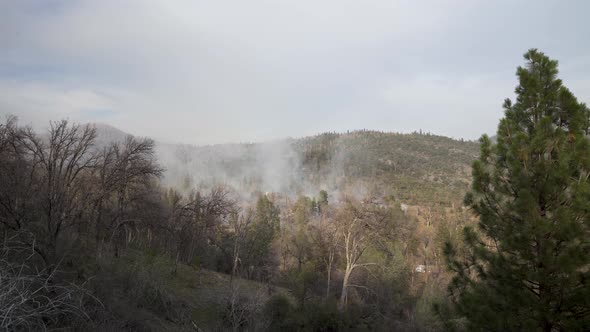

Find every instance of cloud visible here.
[381,73,514,138]
[0,80,120,127]
[1,0,589,143]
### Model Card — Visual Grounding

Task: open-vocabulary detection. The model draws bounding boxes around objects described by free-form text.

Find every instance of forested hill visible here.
[295,131,479,205]
[114,127,481,208]
[4,120,481,331]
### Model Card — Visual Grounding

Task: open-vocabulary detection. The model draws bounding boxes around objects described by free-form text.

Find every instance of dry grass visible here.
[93,249,293,331]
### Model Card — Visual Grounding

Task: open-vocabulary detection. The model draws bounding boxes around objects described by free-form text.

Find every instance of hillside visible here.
[88,250,291,331]
[93,123,132,147]
[56,125,482,330]
[296,131,479,205]
[154,130,480,207]
[1,118,482,331]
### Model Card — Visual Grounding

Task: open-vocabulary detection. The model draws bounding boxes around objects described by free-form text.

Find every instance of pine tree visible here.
[445,49,590,331]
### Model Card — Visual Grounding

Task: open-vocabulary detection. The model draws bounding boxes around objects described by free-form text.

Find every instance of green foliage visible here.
[286,262,320,306]
[264,294,296,331]
[240,195,281,279]
[255,195,281,231]
[299,300,342,332]
[295,130,478,207]
[318,190,329,205]
[264,297,344,332]
[415,282,446,331]
[293,196,314,225]
[446,49,590,331]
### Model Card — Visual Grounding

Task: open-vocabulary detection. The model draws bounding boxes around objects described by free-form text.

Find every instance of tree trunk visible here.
[231,241,239,285]
[326,251,333,299]
[94,199,103,256]
[339,265,353,310]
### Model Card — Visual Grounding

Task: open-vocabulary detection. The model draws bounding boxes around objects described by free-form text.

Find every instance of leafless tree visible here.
[225,283,264,332]
[161,186,237,273]
[309,213,339,300]
[0,117,38,244]
[91,135,163,256]
[336,198,388,310]
[3,120,98,266]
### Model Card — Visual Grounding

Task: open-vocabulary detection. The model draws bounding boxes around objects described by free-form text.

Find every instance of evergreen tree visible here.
[445,49,590,331]
[319,190,329,206]
[241,195,280,279]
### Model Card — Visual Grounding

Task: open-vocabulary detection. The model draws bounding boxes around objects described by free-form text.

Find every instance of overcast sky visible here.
[1,1,589,144]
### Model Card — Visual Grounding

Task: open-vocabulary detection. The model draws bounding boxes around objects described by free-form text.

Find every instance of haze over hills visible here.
[94,123,479,207]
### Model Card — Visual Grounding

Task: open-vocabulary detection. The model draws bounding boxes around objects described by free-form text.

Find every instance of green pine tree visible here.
[444,49,590,331]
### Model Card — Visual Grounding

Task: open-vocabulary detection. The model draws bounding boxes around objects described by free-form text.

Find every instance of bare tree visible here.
[336,198,387,310]
[184,186,235,265]
[92,135,163,257]
[310,213,339,300]
[0,117,38,242]
[225,283,264,332]
[8,121,98,266]
[230,211,252,285]
[108,136,162,257]
[159,185,237,275]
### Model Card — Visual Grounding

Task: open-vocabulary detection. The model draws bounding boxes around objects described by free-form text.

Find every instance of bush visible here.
[301,300,342,332]
[0,243,98,330]
[264,293,296,331]
[223,284,265,331]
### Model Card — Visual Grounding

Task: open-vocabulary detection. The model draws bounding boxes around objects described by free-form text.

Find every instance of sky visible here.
[1,1,589,145]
